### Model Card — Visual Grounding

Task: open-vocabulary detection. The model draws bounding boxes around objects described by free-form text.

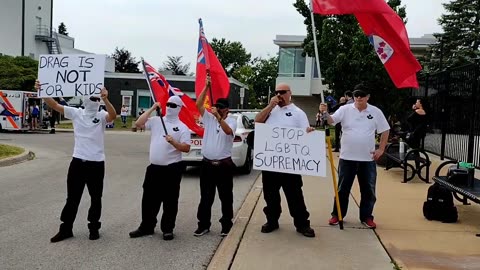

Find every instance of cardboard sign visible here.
[253,123,326,177]
[37,54,106,97]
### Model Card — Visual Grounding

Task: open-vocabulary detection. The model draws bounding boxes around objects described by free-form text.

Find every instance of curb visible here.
[0,149,35,167]
[207,174,263,270]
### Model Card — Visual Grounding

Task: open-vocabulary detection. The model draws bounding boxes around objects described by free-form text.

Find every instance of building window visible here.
[278,47,305,77]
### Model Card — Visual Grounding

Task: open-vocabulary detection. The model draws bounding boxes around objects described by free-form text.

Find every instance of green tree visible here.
[161,56,190,75]
[233,56,278,108]
[58,22,68,36]
[293,0,410,116]
[427,0,480,71]
[0,55,38,90]
[210,38,251,77]
[111,47,140,73]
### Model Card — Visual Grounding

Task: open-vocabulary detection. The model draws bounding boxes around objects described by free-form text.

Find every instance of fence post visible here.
[440,67,450,160]
[422,73,430,149]
[467,61,479,163]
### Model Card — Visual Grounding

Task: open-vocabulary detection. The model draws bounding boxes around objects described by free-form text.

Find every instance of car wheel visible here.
[239,147,253,174]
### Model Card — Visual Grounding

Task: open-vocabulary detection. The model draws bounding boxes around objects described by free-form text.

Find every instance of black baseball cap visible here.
[353,83,369,97]
[214,98,229,109]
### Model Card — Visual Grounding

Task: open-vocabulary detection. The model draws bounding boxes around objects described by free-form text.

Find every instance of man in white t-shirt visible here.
[129,96,191,241]
[194,77,237,237]
[120,105,128,127]
[254,83,316,238]
[320,84,390,229]
[36,81,117,242]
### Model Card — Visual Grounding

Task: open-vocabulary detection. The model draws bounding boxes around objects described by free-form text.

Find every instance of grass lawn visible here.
[56,116,135,131]
[0,144,24,159]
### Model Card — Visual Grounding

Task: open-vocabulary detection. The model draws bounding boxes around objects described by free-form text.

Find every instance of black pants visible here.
[334,123,342,150]
[59,158,105,231]
[262,171,310,228]
[197,159,234,229]
[139,162,183,233]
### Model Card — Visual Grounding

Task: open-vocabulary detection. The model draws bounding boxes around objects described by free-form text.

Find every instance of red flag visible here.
[143,61,205,137]
[195,19,230,104]
[312,0,421,88]
[312,0,393,14]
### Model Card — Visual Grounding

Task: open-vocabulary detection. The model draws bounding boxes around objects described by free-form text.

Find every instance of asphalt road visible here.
[0,131,259,270]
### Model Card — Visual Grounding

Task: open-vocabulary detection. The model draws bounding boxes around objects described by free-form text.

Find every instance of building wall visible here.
[0,0,22,56]
[24,0,52,59]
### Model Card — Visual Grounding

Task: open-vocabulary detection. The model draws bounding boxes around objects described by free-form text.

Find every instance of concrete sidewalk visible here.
[209,154,480,270]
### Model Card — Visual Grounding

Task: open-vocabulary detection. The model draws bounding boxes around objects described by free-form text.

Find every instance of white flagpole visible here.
[310,0,325,103]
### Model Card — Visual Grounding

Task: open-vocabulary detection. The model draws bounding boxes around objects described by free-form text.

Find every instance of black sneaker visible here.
[129,229,154,238]
[220,226,231,237]
[89,230,100,240]
[163,233,174,241]
[50,230,73,243]
[260,222,279,233]
[296,227,315,238]
[193,227,210,237]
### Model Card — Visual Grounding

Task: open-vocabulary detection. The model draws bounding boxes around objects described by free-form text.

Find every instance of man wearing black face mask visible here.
[35,81,117,242]
[129,96,191,241]
[194,77,237,237]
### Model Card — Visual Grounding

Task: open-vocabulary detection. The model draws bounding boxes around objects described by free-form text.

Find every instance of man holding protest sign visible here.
[194,77,237,237]
[36,80,116,242]
[320,84,390,229]
[254,83,316,238]
[129,96,191,241]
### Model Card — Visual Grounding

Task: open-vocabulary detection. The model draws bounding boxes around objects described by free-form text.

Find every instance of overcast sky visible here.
[53,0,448,72]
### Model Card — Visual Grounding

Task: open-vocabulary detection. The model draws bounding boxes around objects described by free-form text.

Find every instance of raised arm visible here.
[135,102,159,128]
[196,76,211,116]
[100,88,117,122]
[255,96,279,123]
[35,80,64,114]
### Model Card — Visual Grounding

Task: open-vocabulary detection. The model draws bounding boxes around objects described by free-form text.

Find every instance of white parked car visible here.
[182,111,257,174]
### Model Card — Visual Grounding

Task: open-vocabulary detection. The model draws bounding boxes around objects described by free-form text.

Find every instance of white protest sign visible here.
[253,123,326,177]
[37,54,106,97]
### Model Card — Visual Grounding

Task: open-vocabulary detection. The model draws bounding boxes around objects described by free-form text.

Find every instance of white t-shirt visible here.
[201,110,237,160]
[145,117,191,165]
[120,107,128,116]
[265,103,310,128]
[64,106,108,161]
[331,103,390,161]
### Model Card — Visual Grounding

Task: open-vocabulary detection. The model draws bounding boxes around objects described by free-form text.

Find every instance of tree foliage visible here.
[162,56,191,75]
[58,22,68,36]
[210,38,251,77]
[0,55,38,90]
[427,0,480,71]
[233,56,278,108]
[111,47,140,73]
[293,0,410,116]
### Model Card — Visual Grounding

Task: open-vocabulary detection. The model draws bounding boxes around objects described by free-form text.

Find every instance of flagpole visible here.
[199,18,214,106]
[141,58,168,135]
[310,0,325,103]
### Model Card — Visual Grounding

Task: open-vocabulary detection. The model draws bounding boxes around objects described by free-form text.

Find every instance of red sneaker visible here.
[328,216,339,225]
[362,218,377,229]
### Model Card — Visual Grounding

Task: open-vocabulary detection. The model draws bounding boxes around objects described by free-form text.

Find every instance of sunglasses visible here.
[89,96,101,102]
[354,94,367,98]
[275,90,290,95]
[166,103,179,108]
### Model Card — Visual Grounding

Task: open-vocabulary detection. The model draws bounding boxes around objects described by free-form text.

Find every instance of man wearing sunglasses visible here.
[320,84,389,229]
[129,96,191,241]
[35,81,117,242]
[254,83,316,238]
[194,77,237,237]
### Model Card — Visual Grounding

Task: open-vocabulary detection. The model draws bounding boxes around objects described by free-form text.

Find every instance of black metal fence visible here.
[410,62,480,168]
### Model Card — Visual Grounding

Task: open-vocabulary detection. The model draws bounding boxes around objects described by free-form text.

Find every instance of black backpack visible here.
[423,183,458,223]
